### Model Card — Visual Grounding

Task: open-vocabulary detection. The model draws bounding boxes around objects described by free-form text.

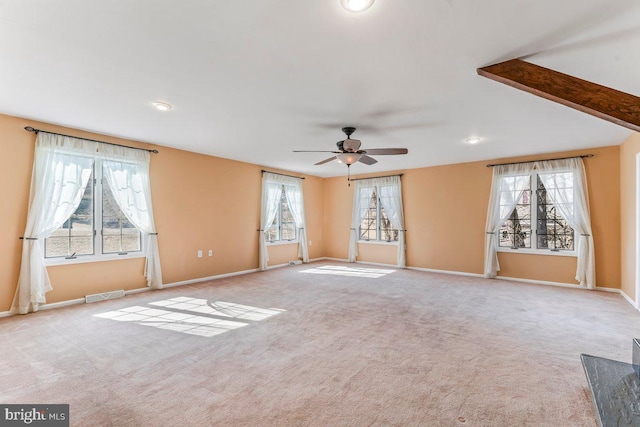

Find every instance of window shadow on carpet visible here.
[94,296,285,337]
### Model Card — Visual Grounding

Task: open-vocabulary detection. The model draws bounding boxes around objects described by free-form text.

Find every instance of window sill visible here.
[497,248,577,257]
[358,240,399,246]
[266,240,298,246]
[45,252,146,266]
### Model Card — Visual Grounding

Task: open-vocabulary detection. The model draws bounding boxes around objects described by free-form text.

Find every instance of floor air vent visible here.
[85,290,125,304]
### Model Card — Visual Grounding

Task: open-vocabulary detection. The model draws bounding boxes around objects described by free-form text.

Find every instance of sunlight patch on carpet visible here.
[94,298,285,337]
[299,265,395,278]
[150,297,285,321]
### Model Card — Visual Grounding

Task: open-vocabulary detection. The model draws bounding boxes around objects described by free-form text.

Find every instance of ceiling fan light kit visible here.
[337,152,362,165]
[341,0,375,13]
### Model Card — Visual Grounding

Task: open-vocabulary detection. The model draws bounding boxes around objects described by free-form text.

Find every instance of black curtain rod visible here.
[486,154,593,168]
[261,170,305,180]
[24,126,159,154]
[350,173,404,181]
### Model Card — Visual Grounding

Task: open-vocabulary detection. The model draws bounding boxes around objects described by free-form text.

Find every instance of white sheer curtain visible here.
[13,133,98,314]
[100,145,163,289]
[282,179,309,263]
[376,176,406,267]
[259,173,284,270]
[537,158,595,288]
[348,180,374,262]
[483,163,535,278]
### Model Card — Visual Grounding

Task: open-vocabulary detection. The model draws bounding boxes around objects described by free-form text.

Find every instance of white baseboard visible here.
[40,298,86,311]
[595,286,621,293]
[356,260,399,268]
[161,268,260,288]
[407,265,483,278]
[1,296,89,317]
[496,276,625,296]
[323,257,349,263]
[620,289,640,312]
[125,287,151,295]
[495,275,583,289]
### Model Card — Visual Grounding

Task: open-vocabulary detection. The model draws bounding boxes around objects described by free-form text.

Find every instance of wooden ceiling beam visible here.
[477,58,640,132]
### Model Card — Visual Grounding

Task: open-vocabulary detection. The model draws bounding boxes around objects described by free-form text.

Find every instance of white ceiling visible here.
[1,0,639,177]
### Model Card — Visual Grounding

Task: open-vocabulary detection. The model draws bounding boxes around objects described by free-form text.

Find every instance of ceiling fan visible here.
[294,127,408,182]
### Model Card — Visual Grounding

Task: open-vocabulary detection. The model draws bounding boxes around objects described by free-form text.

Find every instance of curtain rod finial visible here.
[24,126,38,133]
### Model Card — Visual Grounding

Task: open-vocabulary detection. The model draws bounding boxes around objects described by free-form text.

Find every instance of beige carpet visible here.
[1,262,639,426]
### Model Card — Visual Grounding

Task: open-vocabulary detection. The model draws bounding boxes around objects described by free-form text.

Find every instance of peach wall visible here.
[0,115,33,310]
[322,176,354,260]
[620,132,640,301]
[584,146,621,289]
[497,253,576,284]
[404,162,488,273]
[356,243,397,265]
[0,113,324,311]
[323,146,621,288]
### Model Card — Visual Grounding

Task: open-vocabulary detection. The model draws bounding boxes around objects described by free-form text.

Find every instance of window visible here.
[265,186,297,243]
[499,171,574,252]
[359,187,398,242]
[45,159,142,260]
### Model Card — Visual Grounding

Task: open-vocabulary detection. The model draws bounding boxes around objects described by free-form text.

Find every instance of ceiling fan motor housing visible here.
[342,138,361,152]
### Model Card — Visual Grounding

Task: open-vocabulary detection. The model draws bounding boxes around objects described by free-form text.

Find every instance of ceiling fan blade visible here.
[294,150,341,153]
[358,155,378,165]
[315,156,337,165]
[363,148,408,155]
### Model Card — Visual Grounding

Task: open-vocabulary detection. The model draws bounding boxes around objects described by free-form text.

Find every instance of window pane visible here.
[280,191,296,240]
[536,175,574,251]
[102,178,142,254]
[359,189,377,240]
[498,177,531,248]
[45,172,95,258]
[379,204,398,241]
[265,187,297,242]
[265,220,279,242]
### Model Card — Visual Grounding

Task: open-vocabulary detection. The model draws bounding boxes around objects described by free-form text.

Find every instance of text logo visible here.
[0,405,68,427]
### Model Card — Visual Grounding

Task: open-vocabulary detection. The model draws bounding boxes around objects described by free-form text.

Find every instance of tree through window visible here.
[499,171,574,251]
[359,187,398,242]
[45,161,142,259]
[265,186,297,242]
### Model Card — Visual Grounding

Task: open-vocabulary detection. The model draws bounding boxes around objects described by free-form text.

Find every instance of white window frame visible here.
[497,170,576,257]
[358,185,399,245]
[44,158,146,266]
[265,186,297,245]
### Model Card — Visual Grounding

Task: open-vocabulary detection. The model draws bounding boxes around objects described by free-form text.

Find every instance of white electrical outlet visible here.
[208,250,213,256]
[309,240,312,246]
[197,250,203,258]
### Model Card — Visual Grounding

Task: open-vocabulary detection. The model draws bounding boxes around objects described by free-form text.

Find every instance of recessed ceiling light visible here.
[341,0,375,13]
[152,101,172,111]
[465,137,482,145]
